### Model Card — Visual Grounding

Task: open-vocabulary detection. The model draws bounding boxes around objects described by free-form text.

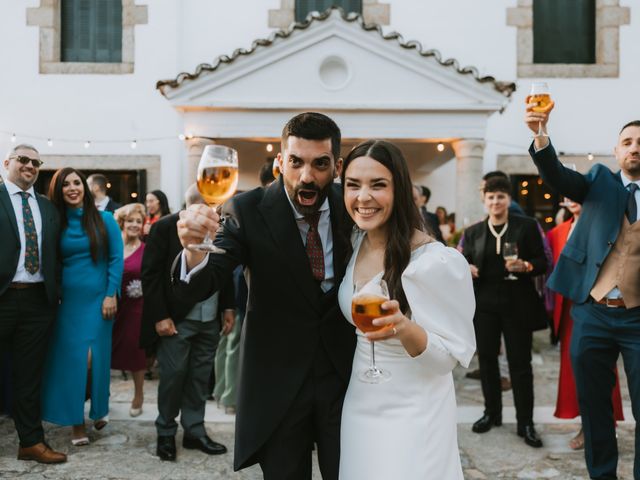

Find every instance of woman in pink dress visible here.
[112,203,147,417]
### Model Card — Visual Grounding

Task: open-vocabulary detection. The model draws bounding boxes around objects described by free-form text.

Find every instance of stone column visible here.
[185,137,215,193]
[452,139,486,229]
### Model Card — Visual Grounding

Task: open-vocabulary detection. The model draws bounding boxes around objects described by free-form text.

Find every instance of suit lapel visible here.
[258,179,320,310]
[475,219,488,269]
[0,184,20,241]
[616,171,631,220]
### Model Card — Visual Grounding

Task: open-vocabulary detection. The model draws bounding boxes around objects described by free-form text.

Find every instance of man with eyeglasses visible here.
[0,144,66,464]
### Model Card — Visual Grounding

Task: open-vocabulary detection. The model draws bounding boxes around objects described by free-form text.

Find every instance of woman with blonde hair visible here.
[112,203,148,417]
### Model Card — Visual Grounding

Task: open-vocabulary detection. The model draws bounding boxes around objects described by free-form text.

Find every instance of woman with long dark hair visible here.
[142,189,171,237]
[41,168,123,445]
[337,140,475,479]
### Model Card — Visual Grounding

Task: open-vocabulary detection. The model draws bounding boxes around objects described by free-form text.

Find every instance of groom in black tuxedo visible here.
[174,112,356,479]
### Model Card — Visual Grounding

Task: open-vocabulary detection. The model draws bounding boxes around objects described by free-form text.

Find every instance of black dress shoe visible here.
[471,414,502,433]
[183,435,227,455]
[156,435,176,461]
[517,424,543,448]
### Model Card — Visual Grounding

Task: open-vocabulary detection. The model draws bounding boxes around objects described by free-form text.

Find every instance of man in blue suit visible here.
[526,103,640,480]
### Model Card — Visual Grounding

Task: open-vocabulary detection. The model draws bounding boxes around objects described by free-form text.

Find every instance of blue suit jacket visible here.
[530,141,631,304]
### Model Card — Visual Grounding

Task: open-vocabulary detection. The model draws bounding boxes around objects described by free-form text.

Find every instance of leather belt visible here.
[594,297,626,308]
[9,282,43,290]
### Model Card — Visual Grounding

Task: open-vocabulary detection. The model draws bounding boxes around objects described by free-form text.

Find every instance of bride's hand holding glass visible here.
[365,299,405,342]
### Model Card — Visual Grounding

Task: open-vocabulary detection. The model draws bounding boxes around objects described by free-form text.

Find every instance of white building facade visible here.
[1,0,637,226]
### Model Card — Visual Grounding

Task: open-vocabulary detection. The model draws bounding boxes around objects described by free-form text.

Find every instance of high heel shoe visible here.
[129,406,143,417]
[71,436,90,446]
[94,415,109,431]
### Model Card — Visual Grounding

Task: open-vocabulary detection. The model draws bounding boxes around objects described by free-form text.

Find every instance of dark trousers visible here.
[475,309,534,426]
[0,285,55,447]
[571,302,640,480]
[257,354,345,480]
[155,319,220,438]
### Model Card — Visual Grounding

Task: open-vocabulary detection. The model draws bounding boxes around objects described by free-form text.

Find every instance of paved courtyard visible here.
[0,332,635,479]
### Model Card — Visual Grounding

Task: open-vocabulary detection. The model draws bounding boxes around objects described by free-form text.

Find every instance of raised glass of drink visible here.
[272,158,280,179]
[352,278,392,383]
[189,145,239,253]
[526,82,552,137]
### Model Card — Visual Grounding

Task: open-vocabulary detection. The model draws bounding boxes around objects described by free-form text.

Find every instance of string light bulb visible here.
[178,134,186,141]
[10,133,16,143]
[84,140,91,149]
[130,140,137,149]
[436,143,445,152]
[266,143,273,153]
[47,138,53,147]
[587,153,594,161]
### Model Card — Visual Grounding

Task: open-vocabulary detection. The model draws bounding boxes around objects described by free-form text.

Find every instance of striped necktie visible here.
[19,191,39,274]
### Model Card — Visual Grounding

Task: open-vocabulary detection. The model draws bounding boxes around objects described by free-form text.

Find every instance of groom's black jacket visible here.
[173,177,356,469]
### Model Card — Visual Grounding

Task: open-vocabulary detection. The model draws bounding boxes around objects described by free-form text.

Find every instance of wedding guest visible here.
[0,145,66,463]
[462,176,548,448]
[526,102,640,478]
[42,168,123,446]
[142,190,171,237]
[546,198,624,450]
[112,203,147,417]
[141,184,234,461]
[412,184,444,243]
[87,173,121,213]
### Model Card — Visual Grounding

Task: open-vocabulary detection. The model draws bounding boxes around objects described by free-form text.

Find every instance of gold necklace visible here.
[487,220,508,255]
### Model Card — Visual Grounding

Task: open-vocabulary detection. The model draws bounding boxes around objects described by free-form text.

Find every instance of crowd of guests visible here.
[0,106,638,480]
[0,153,239,463]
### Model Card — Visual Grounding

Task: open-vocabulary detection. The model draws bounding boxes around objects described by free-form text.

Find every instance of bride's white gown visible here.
[338,232,476,480]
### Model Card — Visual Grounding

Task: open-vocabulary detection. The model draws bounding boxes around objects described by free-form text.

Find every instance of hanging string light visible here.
[10,133,16,143]
[130,140,137,149]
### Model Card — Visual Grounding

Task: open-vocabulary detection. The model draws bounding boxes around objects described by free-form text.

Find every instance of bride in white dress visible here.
[337,140,476,480]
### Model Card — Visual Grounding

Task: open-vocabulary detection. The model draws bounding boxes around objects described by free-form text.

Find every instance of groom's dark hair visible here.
[281,112,341,160]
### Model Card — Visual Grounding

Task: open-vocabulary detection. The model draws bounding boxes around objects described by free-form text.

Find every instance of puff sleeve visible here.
[402,243,476,375]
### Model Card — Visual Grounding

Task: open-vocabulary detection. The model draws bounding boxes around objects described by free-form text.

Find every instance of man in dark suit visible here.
[174,112,356,479]
[412,184,444,243]
[140,184,234,462]
[526,103,640,479]
[87,173,121,213]
[0,145,66,463]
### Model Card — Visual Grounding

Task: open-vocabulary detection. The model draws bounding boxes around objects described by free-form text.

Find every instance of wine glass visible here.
[503,242,519,281]
[526,82,552,137]
[189,145,239,253]
[352,278,392,384]
[272,158,280,179]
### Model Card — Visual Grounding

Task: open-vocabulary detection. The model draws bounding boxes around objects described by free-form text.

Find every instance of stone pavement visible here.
[0,332,635,479]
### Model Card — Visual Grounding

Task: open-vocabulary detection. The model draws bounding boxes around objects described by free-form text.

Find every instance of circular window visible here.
[318,56,350,90]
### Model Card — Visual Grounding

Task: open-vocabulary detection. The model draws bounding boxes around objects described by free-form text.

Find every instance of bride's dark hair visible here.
[341,140,425,313]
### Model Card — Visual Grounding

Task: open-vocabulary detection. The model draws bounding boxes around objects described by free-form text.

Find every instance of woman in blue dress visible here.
[42,168,123,445]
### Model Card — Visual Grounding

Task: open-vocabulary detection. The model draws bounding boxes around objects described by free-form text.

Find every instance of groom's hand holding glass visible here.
[177,204,221,271]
